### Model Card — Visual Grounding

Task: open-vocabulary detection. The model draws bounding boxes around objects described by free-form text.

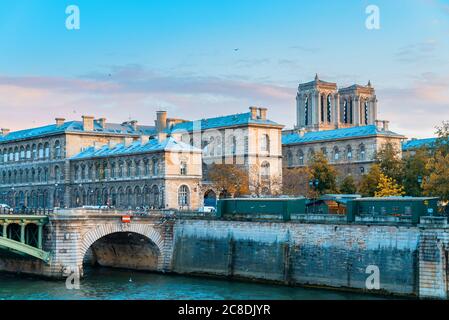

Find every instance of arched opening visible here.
[25,224,39,247]
[204,190,217,208]
[7,224,21,242]
[82,232,161,272]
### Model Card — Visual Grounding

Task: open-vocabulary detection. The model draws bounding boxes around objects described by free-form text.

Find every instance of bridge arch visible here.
[78,223,165,270]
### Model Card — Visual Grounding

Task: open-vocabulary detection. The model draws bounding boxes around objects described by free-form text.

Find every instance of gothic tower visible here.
[338,81,377,128]
[296,75,378,131]
[296,74,339,132]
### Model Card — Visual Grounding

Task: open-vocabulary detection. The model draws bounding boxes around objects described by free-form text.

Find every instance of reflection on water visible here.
[0,267,397,300]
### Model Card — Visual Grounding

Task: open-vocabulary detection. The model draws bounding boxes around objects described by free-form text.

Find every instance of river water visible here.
[0,267,398,300]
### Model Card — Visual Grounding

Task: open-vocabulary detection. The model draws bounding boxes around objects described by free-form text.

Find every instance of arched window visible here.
[298,149,304,165]
[54,166,61,182]
[178,185,190,208]
[261,161,270,178]
[364,101,369,125]
[343,100,348,124]
[110,162,116,178]
[261,134,270,153]
[320,94,325,123]
[118,161,124,178]
[152,158,159,176]
[180,161,187,175]
[32,144,37,159]
[327,95,332,123]
[359,144,366,161]
[333,147,340,162]
[38,144,44,159]
[44,142,50,159]
[26,145,31,159]
[54,141,61,159]
[144,159,150,176]
[304,96,309,126]
[14,147,19,162]
[349,99,354,124]
[286,150,293,167]
[346,145,353,161]
[20,146,25,160]
[135,160,141,177]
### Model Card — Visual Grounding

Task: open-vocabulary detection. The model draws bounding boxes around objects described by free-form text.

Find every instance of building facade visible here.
[284,75,405,181]
[0,117,202,210]
[0,107,283,210]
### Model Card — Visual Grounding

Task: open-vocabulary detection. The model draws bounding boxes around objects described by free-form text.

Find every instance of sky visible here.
[0,0,448,138]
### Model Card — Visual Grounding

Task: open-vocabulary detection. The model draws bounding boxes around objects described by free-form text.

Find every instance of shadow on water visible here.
[0,266,410,300]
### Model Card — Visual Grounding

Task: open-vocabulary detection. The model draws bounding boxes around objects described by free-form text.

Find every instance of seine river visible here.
[0,267,394,300]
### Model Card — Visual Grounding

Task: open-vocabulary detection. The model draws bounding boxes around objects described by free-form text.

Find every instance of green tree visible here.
[402,148,430,196]
[309,152,337,196]
[376,142,403,182]
[339,175,357,194]
[375,173,405,197]
[358,164,382,197]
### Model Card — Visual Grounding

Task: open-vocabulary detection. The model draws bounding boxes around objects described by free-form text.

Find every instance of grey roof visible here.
[0,121,157,144]
[168,112,282,133]
[70,136,202,160]
[402,138,437,151]
[282,125,405,145]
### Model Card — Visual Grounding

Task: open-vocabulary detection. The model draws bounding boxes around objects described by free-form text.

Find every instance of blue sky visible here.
[0,0,448,138]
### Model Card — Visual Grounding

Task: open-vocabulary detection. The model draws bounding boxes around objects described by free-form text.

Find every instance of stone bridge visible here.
[0,209,176,279]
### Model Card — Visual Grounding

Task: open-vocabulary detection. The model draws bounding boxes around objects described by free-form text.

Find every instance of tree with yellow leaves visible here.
[374,173,405,197]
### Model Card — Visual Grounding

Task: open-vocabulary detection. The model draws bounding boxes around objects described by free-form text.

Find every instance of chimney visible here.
[259,108,267,120]
[1,128,10,136]
[82,115,94,131]
[123,137,134,147]
[375,120,389,131]
[55,118,65,127]
[98,118,106,129]
[140,135,150,145]
[249,106,258,120]
[298,128,306,137]
[156,111,167,132]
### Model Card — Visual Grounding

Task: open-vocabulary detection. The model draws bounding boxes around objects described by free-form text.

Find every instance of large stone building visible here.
[283,75,406,179]
[0,107,283,210]
[0,116,202,210]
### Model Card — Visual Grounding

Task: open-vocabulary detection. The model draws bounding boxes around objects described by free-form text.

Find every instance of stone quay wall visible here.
[171,216,449,299]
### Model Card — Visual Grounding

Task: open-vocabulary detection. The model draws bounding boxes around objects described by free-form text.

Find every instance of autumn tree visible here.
[208,164,249,198]
[247,164,282,197]
[374,173,405,197]
[423,151,449,202]
[402,148,430,196]
[309,152,337,196]
[376,142,403,182]
[282,167,311,196]
[339,175,357,194]
[358,164,382,197]
[422,122,449,201]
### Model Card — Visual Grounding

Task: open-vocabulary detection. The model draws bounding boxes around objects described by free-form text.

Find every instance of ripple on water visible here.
[0,268,397,300]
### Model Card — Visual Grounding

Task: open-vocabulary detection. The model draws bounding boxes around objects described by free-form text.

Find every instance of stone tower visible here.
[296,74,339,132]
[296,75,378,132]
[338,81,377,128]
